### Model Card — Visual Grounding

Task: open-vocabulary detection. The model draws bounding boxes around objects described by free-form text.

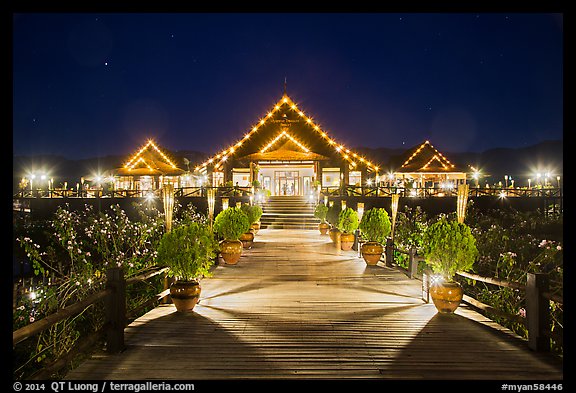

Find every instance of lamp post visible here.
[457,183,469,224]
[207,187,216,230]
[504,175,508,188]
[528,178,531,189]
[357,202,364,221]
[162,183,175,233]
[391,193,400,239]
[557,176,561,188]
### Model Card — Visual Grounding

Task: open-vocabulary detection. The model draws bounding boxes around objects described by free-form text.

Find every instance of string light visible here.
[197,93,379,172]
[401,140,455,169]
[124,139,178,170]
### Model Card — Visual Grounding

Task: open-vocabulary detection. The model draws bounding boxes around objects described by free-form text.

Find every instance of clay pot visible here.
[340,232,355,251]
[239,231,254,249]
[318,222,329,235]
[250,222,260,235]
[361,241,383,265]
[170,280,201,312]
[430,280,464,313]
[220,239,243,265]
[329,228,340,243]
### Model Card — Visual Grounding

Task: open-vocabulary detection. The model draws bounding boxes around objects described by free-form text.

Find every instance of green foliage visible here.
[422,217,478,280]
[14,203,166,380]
[313,203,328,223]
[156,222,218,281]
[359,208,391,244]
[252,180,261,188]
[213,207,251,240]
[326,200,342,226]
[241,204,263,224]
[337,207,359,234]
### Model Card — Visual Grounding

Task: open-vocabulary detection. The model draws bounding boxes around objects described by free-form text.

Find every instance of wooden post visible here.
[422,268,431,303]
[385,237,394,267]
[162,274,174,304]
[105,267,126,354]
[408,247,418,279]
[352,229,360,252]
[335,231,341,255]
[526,273,550,352]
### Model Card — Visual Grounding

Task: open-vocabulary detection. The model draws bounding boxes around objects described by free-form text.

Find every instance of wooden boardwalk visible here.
[66,229,563,380]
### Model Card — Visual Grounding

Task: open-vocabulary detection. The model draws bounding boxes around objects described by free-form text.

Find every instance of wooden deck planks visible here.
[66,229,563,380]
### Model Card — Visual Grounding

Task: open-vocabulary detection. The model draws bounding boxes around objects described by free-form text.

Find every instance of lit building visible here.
[107,140,187,192]
[193,91,379,196]
[386,140,467,192]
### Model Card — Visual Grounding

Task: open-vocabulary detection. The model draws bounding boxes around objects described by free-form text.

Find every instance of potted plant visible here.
[422,217,478,313]
[358,208,391,265]
[156,222,218,312]
[326,200,342,243]
[242,204,263,235]
[213,207,251,264]
[337,207,359,251]
[313,202,329,235]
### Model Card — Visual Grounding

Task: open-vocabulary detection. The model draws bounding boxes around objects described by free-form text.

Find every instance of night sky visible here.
[12,12,563,160]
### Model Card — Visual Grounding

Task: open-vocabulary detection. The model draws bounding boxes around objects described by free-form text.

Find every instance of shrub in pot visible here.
[156,222,218,312]
[213,207,251,264]
[326,200,342,242]
[241,204,263,235]
[337,207,359,251]
[422,217,478,313]
[314,203,329,235]
[358,208,391,265]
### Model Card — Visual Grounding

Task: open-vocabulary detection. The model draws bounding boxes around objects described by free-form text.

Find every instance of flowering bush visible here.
[462,205,563,355]
[14,202,169,379]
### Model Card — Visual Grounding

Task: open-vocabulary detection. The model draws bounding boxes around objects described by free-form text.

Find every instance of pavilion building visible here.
[107,139,189,192]
[193,92,380,196]
[386,140,467,192]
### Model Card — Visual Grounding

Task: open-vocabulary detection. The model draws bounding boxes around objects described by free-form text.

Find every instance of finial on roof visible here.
[283,77,287,95]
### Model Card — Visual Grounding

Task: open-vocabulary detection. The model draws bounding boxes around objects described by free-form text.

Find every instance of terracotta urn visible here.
[318,222,329,235]
[250,221,260,235]
[340,232,355,251]
[239,231,255,249]
[430,280,464,313]
[220,239,243,265]
[361,241,383,265]
[329,227,340,243]
[170,280,201,312]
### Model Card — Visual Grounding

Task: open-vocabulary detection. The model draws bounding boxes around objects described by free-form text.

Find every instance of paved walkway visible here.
[66,229,563,380]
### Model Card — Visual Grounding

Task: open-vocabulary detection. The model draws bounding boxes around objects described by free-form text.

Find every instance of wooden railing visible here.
[321,185,563,198]
[13,186,256,199]
[386,243,563,353]
[13,267,169,380]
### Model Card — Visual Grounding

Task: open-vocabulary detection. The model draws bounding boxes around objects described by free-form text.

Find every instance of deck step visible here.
[260,196,318,230]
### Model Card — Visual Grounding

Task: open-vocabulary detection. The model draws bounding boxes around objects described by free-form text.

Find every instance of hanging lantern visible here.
[222,197,229,211]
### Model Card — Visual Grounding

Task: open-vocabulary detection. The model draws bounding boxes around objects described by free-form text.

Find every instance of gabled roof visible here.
[194,93,380,173]
[393,140,462,173]
[244,138,330,161]
[112,139,185,176]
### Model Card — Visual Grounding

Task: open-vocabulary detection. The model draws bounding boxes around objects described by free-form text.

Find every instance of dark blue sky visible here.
[12,12,563,159]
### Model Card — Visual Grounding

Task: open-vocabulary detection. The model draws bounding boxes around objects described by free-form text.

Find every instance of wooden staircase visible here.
[259,195,319,230]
